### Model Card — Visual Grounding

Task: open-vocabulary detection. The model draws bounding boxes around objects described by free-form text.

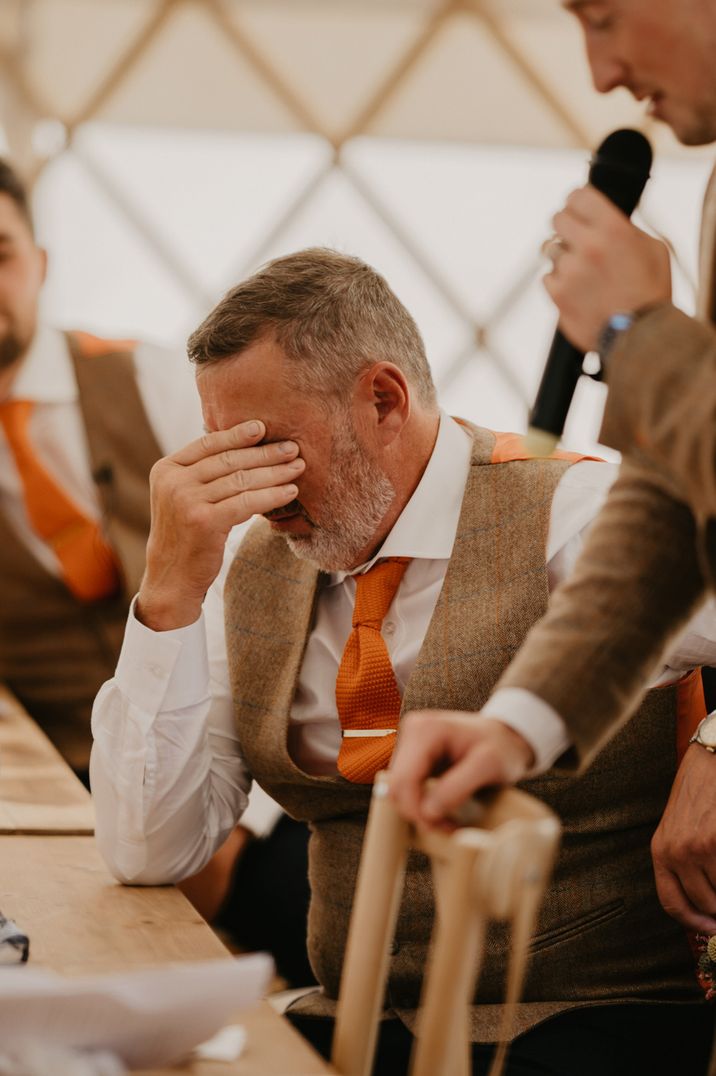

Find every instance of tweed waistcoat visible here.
[224,424,700,1041]
[0,332,162,769]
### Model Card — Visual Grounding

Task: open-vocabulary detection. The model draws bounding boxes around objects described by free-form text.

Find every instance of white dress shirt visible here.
[90,414,716,884]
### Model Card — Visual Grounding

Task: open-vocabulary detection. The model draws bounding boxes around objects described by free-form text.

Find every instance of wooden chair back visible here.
[331,773,560,1076]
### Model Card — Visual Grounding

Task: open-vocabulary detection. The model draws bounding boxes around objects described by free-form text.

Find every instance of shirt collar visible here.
[328,412,473,585]
[8,325,77,404]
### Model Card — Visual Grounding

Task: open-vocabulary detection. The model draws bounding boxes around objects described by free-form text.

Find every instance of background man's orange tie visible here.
[336,557,411,783]
[0,399,120,601]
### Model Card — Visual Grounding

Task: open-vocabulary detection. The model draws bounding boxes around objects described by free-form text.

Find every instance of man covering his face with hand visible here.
[93,247,715,1074]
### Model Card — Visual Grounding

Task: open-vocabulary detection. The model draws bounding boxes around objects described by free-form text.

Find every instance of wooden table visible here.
[0,686,95,834]
[0,835,334,1075]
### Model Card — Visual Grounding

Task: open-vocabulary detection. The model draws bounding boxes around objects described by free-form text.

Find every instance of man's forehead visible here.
[197,357,318,433]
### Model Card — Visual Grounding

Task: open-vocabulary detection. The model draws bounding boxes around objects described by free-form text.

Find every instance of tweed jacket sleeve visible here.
[495,457,707,769]
[600,303,716,526]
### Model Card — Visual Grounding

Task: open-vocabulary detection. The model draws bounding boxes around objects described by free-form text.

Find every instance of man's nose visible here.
[586,41,627,95]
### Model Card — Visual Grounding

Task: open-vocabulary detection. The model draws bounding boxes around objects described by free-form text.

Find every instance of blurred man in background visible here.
[0,158,312,987]
[0,158,199,780]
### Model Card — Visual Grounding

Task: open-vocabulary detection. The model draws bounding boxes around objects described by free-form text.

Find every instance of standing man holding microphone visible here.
[390,0,716,939]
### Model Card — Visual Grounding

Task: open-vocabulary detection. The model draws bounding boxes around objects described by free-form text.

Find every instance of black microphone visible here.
[525,129,653,456]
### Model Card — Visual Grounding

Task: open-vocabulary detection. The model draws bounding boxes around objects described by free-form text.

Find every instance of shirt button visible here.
[383,621,396,637]
[147,663,164,678]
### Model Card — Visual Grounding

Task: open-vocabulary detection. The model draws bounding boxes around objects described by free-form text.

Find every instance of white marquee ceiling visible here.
[0,0,707,449]
[0,0,685,178]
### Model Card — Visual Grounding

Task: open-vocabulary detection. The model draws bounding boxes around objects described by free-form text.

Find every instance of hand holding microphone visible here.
[527,129,671,455]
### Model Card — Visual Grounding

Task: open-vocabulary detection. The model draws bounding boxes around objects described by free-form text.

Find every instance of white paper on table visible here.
[193,1024,247,1061]
[0,953,273,1069]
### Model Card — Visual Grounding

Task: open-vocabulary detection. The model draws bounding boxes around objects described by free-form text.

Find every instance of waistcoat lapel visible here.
[403,424,569,714]
[67,332,163,595]
[223,522,324,787]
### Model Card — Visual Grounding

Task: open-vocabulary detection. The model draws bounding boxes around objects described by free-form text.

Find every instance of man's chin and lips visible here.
[263,499,314,534]
[260,426,396,571]
[631,81,716,145]
[644,91,665,122]
[646,92,715,144]
[262,495,380,570]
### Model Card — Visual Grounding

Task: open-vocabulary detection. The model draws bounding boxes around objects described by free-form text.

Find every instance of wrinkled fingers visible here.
[191,439,301,484]
[171,420,266,467]
[203,457,304,504]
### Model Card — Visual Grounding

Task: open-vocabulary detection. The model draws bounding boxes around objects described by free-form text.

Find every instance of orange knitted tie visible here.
[0,399,120,602]
[336,557,411,783]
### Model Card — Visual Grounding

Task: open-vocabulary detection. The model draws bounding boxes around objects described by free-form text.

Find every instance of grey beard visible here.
[282,428,395,572]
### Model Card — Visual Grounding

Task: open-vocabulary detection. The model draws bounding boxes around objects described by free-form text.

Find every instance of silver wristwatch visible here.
[597,311,635,366]
[689,711,716,753]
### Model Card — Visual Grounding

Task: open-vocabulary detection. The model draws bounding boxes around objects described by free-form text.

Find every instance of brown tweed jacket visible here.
[499,165,716,768]
[601,164,716,527]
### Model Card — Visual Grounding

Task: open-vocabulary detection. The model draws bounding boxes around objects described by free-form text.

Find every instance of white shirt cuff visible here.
[115,596,210,725]
[239,785,284,838]
[481,688,571,776]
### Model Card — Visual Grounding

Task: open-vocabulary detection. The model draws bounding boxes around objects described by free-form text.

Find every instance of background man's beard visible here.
[282,425,395,572]
[0,330,27,371]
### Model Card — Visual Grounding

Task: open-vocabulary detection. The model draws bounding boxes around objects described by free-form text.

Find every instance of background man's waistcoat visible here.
[0,332,162,768]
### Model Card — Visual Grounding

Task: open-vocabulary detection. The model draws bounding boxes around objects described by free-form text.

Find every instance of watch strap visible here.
[597,312,635,366]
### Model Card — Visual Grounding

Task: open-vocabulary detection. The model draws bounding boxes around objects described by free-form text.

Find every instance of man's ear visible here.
[354,362,410,446]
